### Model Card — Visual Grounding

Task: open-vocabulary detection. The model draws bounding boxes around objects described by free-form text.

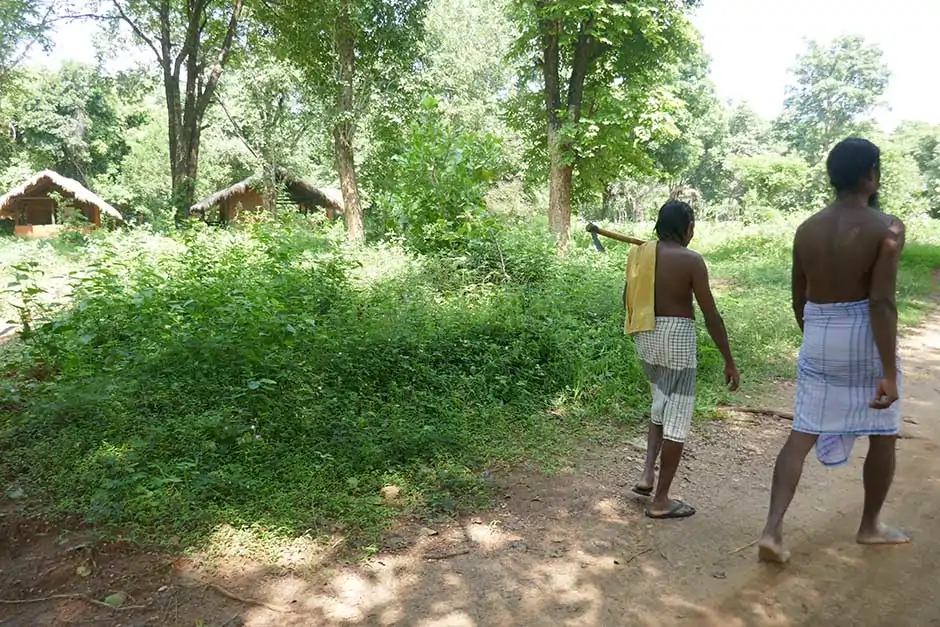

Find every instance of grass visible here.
[1,214,938,554]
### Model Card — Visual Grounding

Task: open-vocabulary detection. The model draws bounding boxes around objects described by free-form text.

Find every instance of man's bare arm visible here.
[691,256,735,367]
[886,214,906,253]
[869,229,901,380]
[791,243,807,332]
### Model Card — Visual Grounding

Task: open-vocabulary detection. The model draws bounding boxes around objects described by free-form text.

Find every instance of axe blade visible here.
[590,230,605,252]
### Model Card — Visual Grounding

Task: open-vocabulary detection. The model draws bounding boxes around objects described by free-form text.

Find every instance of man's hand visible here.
[724,362,741,392]
[870,378,899,409]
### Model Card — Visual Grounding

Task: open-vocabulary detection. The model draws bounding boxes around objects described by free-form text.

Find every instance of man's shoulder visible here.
[794,210,827,239]
[879,211,906,231]
[797,207,832,229]
[658,244,703,269]
[678,246,706,270]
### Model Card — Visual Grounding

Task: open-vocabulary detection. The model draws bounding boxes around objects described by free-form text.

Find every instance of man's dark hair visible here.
[826,138,881,193]
[654,200,695,243]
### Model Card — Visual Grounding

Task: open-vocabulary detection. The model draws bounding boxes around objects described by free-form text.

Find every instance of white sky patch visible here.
[690,0,940,129]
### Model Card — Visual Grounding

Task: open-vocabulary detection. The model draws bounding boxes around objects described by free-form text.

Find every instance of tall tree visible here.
[776,35,890,163]
[213,54,327,210]
[646,42,727,200]
[890,121,940,217]
[3,63,149,186]
[509,0,699,249]
[264,0,428,246]
[420,0,516,135]
[726,103,772,158]
[88,0,245,223]
[0,0,56,91]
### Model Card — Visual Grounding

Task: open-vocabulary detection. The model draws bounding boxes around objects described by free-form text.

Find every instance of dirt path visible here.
[3,313,940,626]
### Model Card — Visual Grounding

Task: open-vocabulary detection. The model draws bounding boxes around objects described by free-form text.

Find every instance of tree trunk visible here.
[334,124,364,245]
[116,0,243,226]
[548,137,572,249]
[540,14,596,252]
[173,123,200,222]
[602,183,615,220]
[333,0,364,246]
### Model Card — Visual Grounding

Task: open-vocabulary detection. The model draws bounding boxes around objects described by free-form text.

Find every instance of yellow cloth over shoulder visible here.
[624,241,656,335]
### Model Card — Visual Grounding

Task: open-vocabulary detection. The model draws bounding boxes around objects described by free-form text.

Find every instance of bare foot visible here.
[857,523,911,545]
[757,537,791,564]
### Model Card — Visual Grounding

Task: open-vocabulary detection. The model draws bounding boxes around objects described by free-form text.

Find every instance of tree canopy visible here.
[776,35,891,164]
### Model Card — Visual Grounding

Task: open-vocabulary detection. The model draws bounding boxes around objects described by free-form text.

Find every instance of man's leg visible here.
[637,422,664,491]
[648,438,685,514]
[758,430,818,563]
[857,434,910,545]
[646,385,695,518]
[635,383,666,494]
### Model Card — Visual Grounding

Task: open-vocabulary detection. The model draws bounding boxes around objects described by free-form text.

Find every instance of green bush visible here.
[0,223,655,543]
[366,97,506,254]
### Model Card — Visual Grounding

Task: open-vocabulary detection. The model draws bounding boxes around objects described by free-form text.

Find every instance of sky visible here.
[29,0,940,131]
[690,0,940,129]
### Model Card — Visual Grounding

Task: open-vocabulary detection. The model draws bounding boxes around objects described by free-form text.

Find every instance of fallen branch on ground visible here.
[620,547,653,564]
[425,548,471,560]
[195,582,293,614]
[0,593,147,611]
[728,539,758,555]
[720,406,794,421]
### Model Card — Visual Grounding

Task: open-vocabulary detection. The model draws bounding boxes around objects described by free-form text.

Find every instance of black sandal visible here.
[645,500,696,520]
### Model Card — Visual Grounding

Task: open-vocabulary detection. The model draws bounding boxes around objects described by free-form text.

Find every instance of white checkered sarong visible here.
[634,317,697,443]
[794,300,902,467]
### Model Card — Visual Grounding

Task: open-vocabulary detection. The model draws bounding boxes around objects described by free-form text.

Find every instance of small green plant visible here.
[3,260,47,339]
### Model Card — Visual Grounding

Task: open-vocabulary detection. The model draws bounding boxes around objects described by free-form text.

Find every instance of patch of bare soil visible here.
[4,314,940,626]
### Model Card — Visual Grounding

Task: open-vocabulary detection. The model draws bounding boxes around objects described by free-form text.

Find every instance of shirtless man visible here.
[621,200,740,519]
[759,137,909,563]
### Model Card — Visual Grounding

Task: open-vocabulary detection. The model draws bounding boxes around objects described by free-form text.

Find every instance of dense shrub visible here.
[365,97,506,254]
[0,223,654,541]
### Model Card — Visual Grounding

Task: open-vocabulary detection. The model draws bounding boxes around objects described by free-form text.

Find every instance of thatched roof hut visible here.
[190,169,343,224]
[0,170,123,237]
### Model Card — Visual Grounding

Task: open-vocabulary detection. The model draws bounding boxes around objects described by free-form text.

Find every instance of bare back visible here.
[794,205,899,304]
[654,241,701,319]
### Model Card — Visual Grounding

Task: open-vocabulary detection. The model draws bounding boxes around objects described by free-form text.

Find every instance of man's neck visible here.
[834,191,870,209]
[658,239,686,248]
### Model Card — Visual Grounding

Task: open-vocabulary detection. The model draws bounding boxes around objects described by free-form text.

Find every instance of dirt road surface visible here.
[3,312,940,626]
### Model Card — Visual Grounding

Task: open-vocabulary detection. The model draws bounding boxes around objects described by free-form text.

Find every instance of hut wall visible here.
[5,194,101,229]
[13,225,95,238]
[223,188,265,222]
[12,197,57,225]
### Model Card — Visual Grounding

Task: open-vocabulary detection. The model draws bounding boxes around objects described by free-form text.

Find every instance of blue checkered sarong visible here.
[793,300,901,466]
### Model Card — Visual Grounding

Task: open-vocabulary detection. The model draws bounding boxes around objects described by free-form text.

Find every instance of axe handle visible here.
[586,224,646,246]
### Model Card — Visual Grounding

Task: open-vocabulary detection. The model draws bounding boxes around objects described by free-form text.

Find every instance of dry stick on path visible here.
[426,548,472,560]
[728,539,758,555]
[720,406,794,421]
[196,582,293,614]
[0,593,148,611]
[721,406,913,439]
[621,547,653,564]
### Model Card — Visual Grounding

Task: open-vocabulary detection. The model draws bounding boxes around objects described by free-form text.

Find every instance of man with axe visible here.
[588,200,740,519]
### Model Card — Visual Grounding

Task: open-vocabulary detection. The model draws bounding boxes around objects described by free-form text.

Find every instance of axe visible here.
[585,223,646,252]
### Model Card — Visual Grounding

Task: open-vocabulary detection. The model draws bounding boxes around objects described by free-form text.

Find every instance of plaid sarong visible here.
[794,300,902,466]
[635,317,697,443]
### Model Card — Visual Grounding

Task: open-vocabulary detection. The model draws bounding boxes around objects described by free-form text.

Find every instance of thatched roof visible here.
[190,168,343,214]
[0,170,123,220]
